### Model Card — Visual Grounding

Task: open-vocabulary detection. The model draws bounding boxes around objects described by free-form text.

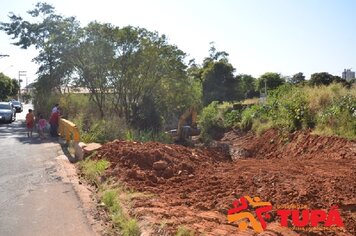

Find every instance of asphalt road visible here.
[0,104,95,236]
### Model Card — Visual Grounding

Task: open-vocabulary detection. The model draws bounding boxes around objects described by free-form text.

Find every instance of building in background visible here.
[341,69,355,81]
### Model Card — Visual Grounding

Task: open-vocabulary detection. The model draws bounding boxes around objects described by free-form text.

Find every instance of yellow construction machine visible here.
[167,106,200,146]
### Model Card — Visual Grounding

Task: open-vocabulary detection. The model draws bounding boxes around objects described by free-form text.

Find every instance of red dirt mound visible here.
[93,131,356,236]
[222,129,356,160]
[97,140,230,185]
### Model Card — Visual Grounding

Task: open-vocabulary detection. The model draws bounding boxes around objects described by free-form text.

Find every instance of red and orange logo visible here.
[227,196,344,233]
[227,196,272,233]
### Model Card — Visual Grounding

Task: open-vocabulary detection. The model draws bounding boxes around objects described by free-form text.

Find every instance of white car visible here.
[0,102,16,123]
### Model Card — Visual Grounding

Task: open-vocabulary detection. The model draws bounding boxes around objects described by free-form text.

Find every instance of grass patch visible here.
[78,158,110,185]
[102,189,120,213]
[100,188,141,236]
[242,98,259,105]
[78,160,142,235]
[119,218,140,236]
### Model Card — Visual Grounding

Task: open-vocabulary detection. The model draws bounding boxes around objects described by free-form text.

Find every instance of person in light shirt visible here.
[52,104,59,113]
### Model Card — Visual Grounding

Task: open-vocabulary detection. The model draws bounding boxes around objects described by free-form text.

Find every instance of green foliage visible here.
[256,72,285,92]
[102,189,120,213]
[223,109,241,128]
[33,93,58,120]
[101,189,141,236]
[2,3,200,131]
[131,95,161,131]
[237,74,259,99]
[0,73,14,100]
[79,118,127,144]
[238,83,356,139]
[315,95,356,139]
[267,85,312,131]
[240,105,263,131]
[309,72,346,86]
[198,44,243,105]
[124,129,172,143]
[176,226,195,236]
[199,102,225,141]
[202,61,240,105]
[58,94,90,119]
[1,2,81,94]
[288,72,306,85]
[120,219,141,236]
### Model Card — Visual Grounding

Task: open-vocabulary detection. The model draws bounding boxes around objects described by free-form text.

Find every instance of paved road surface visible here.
[0,104,95,236]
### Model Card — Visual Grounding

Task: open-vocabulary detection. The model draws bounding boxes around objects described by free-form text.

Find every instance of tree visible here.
[289,72,305,85]
[0,73,13,100]
[106,26,194,127]
[237,74,259,99]
[2,3,201,131]
[200,45,242,105]
[257,72,285,92]
[70,22,114,118]
[1,2,81,94]
[309,72,345,86]
[10,79,20,97]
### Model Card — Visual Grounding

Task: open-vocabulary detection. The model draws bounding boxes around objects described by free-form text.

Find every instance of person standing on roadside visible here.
[49,108,60,137]
[25,109,35,137]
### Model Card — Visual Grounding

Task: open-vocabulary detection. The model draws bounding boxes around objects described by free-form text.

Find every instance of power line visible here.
[0,54,10,59]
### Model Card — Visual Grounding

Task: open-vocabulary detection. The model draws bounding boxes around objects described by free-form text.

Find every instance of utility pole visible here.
[18,71,26,101]
[264,78,267,96]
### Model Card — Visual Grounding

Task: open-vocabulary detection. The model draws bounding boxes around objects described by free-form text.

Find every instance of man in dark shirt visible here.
[49,108,60,137]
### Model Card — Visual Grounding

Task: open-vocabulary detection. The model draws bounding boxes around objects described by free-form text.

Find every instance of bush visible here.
[268,85,313,131]
[315,95,356,139]
[73,115,127,144]
[240,104,271,132]
[198,83,356,140]
[33,93,90,122]
[240,106,256,131]
[59,94,90,119]
[223,109,241,128]
[198,101,226,142]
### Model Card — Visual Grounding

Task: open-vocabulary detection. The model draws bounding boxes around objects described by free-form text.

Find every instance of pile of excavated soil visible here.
[93,131,356,236]
[222,129,356,160]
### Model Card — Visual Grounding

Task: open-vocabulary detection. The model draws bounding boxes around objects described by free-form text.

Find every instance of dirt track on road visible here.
[93,129,356,235]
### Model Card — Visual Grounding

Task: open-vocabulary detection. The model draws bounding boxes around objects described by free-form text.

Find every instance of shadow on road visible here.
[0,120,61,145]
[1,116,79,164]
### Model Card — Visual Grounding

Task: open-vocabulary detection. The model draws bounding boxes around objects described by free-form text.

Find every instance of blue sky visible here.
[1,0,355,87]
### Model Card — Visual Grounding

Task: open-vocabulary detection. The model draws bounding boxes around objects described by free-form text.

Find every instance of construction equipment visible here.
[168,106,200,146]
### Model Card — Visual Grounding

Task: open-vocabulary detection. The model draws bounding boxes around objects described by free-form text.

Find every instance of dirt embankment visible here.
[93,130,356,236]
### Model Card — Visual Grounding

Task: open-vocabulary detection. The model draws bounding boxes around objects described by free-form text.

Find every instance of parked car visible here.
[10,100,23,113]
[0,102,16,123]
